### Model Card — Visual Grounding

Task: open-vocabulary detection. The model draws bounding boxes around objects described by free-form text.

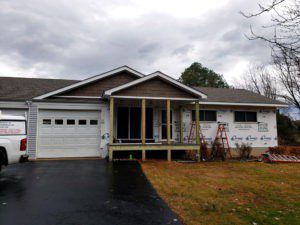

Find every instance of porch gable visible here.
[104,72,207,100]
[113,77,198,99]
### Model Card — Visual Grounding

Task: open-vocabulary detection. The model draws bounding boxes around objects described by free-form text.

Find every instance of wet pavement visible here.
[0,160,182,225]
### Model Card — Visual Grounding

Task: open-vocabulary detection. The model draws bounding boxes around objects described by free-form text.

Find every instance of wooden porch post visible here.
[109,97,114,162]
[180,106,184,144]
[167,99,171,145]
[195,101,200,161]
[141,99,146,161]
[167,99,171,162]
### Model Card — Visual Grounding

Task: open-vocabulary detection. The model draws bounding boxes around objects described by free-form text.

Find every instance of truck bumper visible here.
[20,154,29,163]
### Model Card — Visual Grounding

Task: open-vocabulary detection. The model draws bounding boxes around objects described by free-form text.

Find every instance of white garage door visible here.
[37,110,101,158]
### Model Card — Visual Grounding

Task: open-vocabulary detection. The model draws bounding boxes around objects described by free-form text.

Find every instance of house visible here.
[0,66,287,161]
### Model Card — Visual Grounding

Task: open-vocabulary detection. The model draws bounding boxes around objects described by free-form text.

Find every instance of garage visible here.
[37,110,101,158]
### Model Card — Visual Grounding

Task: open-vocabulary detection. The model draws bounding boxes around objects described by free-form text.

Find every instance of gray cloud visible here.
[0,0,273,82]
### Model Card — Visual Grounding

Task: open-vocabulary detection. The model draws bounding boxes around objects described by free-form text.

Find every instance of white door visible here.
[37,110,101,158]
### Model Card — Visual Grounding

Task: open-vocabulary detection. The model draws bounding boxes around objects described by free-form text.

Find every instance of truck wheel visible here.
[0,150,5,172]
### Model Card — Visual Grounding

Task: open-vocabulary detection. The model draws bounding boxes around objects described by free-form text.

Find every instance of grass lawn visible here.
[141,162,300,225]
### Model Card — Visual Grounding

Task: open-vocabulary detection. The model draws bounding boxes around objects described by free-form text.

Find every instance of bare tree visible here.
[237,64,278,100]
[241,0,300,109]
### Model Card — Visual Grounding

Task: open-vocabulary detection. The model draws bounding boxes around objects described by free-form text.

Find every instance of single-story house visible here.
[0,66,287,161]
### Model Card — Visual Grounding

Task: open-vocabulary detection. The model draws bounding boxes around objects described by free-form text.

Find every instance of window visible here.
[130,108,141,139]
[43,119,51,125]
[192,110,217,122]
[79,120,87,125]
[55,119,63,125]
[146,108,153,139]
[234,111,257,122]
[116,107,153,140]
[90,120,98,125]
[67,119,75,125]
[161,110,173,139]
[117,107,129,139]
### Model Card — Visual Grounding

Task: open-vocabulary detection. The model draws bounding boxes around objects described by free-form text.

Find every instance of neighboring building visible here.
[0,66,287,160]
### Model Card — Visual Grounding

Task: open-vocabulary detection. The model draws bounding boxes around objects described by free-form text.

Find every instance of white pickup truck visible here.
[0,113,28,171]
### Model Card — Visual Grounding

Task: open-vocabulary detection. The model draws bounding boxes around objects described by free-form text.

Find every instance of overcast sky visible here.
[0,0,273,83]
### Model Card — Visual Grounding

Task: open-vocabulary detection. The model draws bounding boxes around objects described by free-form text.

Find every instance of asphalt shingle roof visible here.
[0,76,286,105]
[195,87,286,105]
[0,77,78,101]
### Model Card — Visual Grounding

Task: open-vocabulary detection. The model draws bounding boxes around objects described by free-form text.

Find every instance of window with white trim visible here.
[192,110,217,122]
[90,120,98,125]
[234,111,257,122]
[55,119,63,125]
[43,119,51,125]
[79,120,87,125]
[67,119,75,125]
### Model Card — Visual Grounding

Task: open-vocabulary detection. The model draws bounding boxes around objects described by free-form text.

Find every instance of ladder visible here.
[212,123,231,159]
[188,122,207,160]
[188,122,206,145]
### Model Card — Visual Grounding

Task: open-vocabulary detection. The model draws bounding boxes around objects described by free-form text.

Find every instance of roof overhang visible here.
[104,71,207,99]
[34,66,144,100]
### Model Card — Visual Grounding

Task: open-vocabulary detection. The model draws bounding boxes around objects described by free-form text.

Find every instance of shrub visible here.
[211,139,226,161]
[235,143,253,160]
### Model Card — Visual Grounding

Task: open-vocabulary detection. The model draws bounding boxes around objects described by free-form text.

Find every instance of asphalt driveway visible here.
[0,160,181,225]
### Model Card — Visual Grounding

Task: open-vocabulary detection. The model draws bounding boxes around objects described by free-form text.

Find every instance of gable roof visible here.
[0,66,288,108]
[195,87,287,107]
[34,65,144,100]
[0,77,78,101]
[104,71,207,99]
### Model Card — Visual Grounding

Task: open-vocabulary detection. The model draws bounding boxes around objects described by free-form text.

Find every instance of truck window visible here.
[0,120,26,135]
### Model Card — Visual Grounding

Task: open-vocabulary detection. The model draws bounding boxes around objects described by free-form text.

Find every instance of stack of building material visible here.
[262,153,300,163]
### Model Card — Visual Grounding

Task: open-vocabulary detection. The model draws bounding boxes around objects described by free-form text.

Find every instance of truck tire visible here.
[0,148,7,172]
[0,153,2,172]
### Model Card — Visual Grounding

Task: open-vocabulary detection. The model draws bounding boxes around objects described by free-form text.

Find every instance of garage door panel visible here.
[38,148,100,158]
[38,110,101,158]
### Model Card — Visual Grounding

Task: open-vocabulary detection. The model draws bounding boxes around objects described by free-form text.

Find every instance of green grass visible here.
[141,162,300,225]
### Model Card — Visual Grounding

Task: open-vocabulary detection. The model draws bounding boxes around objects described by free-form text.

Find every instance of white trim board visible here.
[0,101,29,109]
[112,95,198,101]
[55,96,102,99]
[34,66,145,100]
[104,71,207,99]
[35,102,105,110]
[198,101,288,108]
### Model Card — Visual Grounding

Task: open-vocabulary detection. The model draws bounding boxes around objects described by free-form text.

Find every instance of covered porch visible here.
[108,97,201,161]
